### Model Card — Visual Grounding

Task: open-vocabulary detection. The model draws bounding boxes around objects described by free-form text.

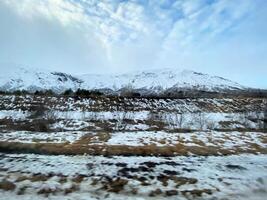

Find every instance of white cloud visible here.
[0,0,266,87]
[3,0,85,26]
[0,0,259,53]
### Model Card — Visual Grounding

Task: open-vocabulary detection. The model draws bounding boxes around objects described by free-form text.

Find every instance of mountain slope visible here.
[0,64,246,93]
[0,64,82,93]
[80,68,245,92]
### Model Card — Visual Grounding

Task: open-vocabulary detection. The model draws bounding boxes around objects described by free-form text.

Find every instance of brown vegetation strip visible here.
[0,141,266,156]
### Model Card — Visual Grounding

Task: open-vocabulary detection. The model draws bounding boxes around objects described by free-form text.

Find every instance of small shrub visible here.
[33,120,50,132]
[63,89,74,96]
[28,104,56,132]
[34,90,55,96]
[29,104,47,119]
[75,89,103,97]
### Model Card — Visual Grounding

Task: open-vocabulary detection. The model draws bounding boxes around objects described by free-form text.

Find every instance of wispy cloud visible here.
[0,0,266,87]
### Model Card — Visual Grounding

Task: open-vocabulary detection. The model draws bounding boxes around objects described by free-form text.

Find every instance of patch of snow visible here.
[0,131,91,143]
[0,110,30,120]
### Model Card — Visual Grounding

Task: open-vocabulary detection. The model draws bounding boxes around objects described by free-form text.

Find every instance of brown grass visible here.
[64,184,80,194]
[37,187,61,197]
[0,140,266,156]
[0,180,16,191]
[74,132,111,145]
[102,178,128,193]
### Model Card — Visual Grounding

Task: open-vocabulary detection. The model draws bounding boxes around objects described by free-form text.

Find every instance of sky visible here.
[0,0,266,88]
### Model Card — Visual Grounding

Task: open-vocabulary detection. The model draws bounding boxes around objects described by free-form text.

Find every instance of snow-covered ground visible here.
[0,131,91,143]
[0,153,266,200]
[100,131,267,149]
[0,94,266,199]
[0,110,30,120]
[0,108,263,131]
[0,130,265,156]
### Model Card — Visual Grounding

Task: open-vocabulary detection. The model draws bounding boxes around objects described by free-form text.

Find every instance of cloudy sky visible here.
[0,0,266,88]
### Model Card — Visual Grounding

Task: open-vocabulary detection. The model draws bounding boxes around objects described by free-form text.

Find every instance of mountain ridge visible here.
[0,64,248,94]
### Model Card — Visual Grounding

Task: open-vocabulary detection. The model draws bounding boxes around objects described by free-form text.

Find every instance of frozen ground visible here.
[0,131,91,143]
[0,130,266,156]
[0,95,266,199]
[0,109,263,131]
[0,153,266,200]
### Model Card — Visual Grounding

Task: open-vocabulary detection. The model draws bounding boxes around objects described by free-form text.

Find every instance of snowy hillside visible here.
[0,64,246,93]
[0,64,82,93]
[80,68,245,92]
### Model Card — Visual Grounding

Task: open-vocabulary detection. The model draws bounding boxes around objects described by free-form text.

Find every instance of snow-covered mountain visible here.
[0,64,246,93]
[80,68,245,92]
[0,64,82,93]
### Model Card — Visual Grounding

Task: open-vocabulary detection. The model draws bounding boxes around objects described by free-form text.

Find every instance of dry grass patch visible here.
[101,177,128,193]
[74,132,111,145]
[37,187,61,197]
[0,133,266,156]
[0,179,16,191]
[72,175,86,183]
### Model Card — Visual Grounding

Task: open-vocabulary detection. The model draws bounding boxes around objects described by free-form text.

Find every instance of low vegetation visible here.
[0,93,266,199]
[1,87,267,98]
